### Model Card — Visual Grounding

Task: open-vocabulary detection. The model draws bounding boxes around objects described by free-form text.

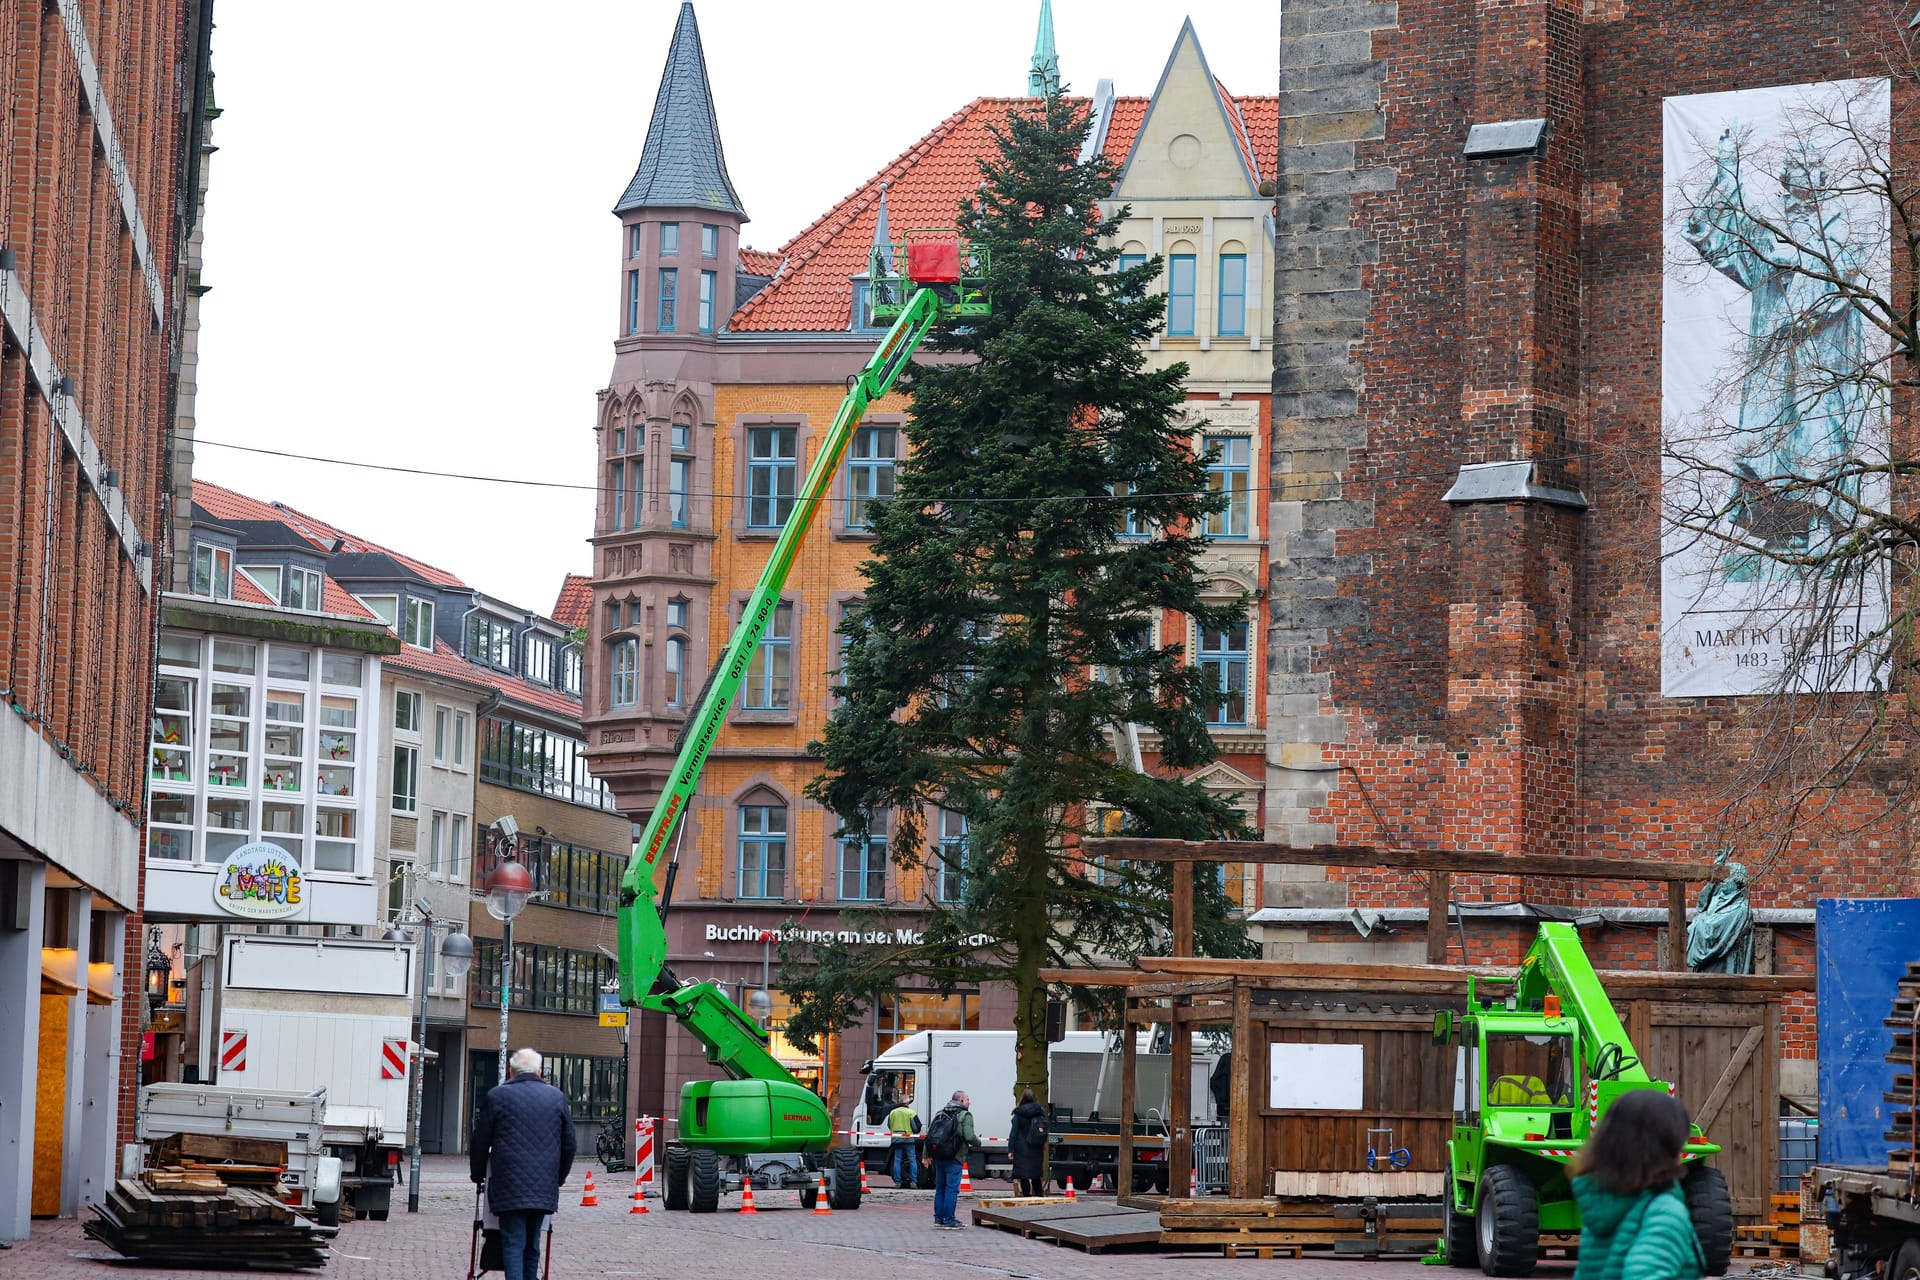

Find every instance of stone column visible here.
[0,860,48,1241]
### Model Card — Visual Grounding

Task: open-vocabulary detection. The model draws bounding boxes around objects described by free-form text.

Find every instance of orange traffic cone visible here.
[1190,1167,1200,1197]
[630,1172,649,1215]
[739,1175,758,1214]
[811,1170,833,1215]
[581,1170,599,1207]
[859,1161,872,1194]
[1065,1175,1077,1202]
[959,1162,973,1195]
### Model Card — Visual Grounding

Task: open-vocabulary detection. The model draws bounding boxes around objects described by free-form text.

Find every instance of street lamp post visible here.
[386,908,473,1215]
[485,818,532,1086]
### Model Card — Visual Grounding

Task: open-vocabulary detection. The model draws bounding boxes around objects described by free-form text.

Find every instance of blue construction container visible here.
[1815,897,1920,1168]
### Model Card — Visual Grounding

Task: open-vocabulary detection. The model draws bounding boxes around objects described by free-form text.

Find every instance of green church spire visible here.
[1028,0,1060,98]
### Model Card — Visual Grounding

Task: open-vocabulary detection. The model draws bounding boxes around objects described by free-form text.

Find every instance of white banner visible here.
[1661,78,1891,697]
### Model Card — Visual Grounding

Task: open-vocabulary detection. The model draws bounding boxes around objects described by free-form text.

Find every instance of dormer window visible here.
[467,613,514,669]
[241,564,282,600]
[526,634,556,685]
[191,544,232,601]
[404,598,436,650]
[561,646,581,695]
[284,566,322,612]
[850,278,886,333]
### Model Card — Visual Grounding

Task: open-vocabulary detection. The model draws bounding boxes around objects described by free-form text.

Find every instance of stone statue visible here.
[1686,849,1754,974]
[1682,130,1873,577]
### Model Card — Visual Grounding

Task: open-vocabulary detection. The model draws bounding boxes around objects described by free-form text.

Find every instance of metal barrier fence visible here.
[1193,1124,1229,1193]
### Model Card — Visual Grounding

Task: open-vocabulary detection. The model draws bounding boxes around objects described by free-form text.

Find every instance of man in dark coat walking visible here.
[471,1048,576,1280]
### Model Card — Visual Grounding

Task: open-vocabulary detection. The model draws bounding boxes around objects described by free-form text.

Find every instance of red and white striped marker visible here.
[634,1117,655,1197]
[859,1161,871,1194]
[1190,1167,1200,1197]
[1065,1176,1077,1201]
[220,1029,247,1073]
[380,1037,407,1080]
[959,1162,972,1195]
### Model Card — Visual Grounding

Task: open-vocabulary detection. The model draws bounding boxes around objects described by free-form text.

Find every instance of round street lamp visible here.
[439,931,475,978]
[485,859,533,923]
[382,925,411,943]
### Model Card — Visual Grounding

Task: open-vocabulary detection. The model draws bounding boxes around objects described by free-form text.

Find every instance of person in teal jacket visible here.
[1572,1090,1706,1280]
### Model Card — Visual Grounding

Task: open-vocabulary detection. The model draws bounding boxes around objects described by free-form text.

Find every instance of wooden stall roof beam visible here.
[1085,839,1727,882]
[1134,957,1814,993]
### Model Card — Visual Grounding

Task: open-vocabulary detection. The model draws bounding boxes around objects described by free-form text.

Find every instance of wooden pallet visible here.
[969,1201,1164,1253]
[84,1178,332,1271]
[1157,1196,1446,1259]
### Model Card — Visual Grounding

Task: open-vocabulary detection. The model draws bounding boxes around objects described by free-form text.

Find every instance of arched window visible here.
[609,638,639,709]
[664,636,685,708]
[738,801,787,899]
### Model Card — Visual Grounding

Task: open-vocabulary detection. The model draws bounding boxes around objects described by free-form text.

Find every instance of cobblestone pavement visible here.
[4,1157,1661,1280]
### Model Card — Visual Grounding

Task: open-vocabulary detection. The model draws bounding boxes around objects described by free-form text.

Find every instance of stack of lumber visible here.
[1156,1195,1444,1259]
[1887,961,1919,1175]
[85,1178,332,1270]
[1733,1193,1802,1260]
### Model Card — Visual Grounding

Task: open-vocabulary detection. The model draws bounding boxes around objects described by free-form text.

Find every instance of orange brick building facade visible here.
[587,4,1280,1126]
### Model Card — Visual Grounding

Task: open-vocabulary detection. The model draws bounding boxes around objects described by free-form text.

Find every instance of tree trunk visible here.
[1011,822,1051,1109]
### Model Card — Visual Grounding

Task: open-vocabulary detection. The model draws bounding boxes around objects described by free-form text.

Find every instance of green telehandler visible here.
[1437,922,1735,1276]
[609,235,987,1213]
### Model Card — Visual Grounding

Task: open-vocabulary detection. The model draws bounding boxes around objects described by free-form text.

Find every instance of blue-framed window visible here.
[1199,621,1249,727]
[664,635,685,709]
[671,422,692,450]
[833,598,860,705]
[742,601,793,711]
[847,425,897,528]
[701,224,718,258]
[670,458,690,528]
[628,225,642,259]
[1093,617,1151,689]
[659,222,679,256]
[747,426,797,528]
[626,270,640,334]
[609,638,638,709]
[1167,254,1196,335]
[1217,254,1246,336]
[699,270,716,333]
[738,804,787,899]
[610,461,624,530]
[935,809,967,903]
[1111,480,1151,538]
[1116,252,1146,301]
[839,832,887,902]
[851,280,886,332]
[1205,435,1251,538]
[657,268,677,331]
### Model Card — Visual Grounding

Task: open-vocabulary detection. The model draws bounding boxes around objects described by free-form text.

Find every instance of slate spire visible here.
[1028,0,1060,98]
[616,2,746,217]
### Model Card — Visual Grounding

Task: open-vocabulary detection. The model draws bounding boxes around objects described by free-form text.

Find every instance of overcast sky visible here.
[194,2,1280,613]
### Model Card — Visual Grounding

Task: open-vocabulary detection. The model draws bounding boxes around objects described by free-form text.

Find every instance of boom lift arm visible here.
[1510,921,1649,1083]
[616,262,967,1012]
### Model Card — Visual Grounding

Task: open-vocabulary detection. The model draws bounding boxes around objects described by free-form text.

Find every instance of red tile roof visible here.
[322,578,378,621]
[384,638,585,723]
[738,247,784,277]
[193,481,468,589]
[729,90,1274,334]
[231,571,277,607]
[551,574,593,630]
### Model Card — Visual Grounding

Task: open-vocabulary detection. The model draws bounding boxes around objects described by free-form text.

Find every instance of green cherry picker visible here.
[613,233,988,1213]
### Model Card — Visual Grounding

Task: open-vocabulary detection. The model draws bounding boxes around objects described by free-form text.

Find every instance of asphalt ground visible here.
[7,1156,1778,1280]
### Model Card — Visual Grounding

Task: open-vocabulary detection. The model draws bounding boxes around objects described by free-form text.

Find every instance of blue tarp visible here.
[1816,897,1920,1167]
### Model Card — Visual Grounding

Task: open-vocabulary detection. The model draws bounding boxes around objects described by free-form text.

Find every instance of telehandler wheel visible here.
[1444,1184,1479,1268]
[1475,1164,1540,1277]
[689,1148,721,1214]
[1683,1163,1734,1276]
[830,1146,863,1210]
[1889,1240,1920,1280]
[664,1147,690,1210]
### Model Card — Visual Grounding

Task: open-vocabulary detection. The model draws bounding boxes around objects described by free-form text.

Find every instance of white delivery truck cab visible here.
[217,932,416,1219]
[853,1030,1221,1186]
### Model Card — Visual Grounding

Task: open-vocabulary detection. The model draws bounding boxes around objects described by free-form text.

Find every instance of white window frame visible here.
[452,710,470,770]
[192,545,232,600]
[428,809,447,878]
[405,598,435,650]
[391,745,419,814]
[285,566,323,612]
[432,704,449,765]
[448,813,470,888]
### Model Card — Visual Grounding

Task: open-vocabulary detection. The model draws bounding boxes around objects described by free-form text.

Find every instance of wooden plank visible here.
[1085,838,1724,883]
[1695,1023,1764,1132]
[1172,859,1194,959]
[1171,991,1193,1197]
[1119,1003,1137,1195]
[1129,957,1813,993]
[1229,982,1254,1200]
[1426,872,1450,965]
[1667,882,1689,970]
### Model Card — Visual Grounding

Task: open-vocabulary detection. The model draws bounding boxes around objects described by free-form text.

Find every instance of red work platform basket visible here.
[906,240,961,284]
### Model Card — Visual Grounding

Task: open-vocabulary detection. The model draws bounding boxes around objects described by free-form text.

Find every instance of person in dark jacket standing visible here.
[470,1048,577,1280]
[1570,1090,1705,1280]
[1009,1089,1047,1197]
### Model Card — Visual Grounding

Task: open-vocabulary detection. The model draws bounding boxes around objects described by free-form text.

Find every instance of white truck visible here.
[213,932,417,1219]
[853,1030,1221,1188]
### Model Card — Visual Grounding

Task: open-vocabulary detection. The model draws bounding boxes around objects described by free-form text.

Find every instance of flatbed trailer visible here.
[1806,1165,1920,1280]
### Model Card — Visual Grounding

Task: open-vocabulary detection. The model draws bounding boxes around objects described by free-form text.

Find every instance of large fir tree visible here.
[782,91,1256,1106]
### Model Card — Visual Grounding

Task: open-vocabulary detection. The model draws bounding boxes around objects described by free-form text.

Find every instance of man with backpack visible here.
[923,1090,977,1229]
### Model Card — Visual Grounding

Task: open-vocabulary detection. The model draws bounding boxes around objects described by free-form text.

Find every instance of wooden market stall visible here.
[1043,839,1808,1252]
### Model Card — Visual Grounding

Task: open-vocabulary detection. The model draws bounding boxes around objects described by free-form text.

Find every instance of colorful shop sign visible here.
[213,842,305,920]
